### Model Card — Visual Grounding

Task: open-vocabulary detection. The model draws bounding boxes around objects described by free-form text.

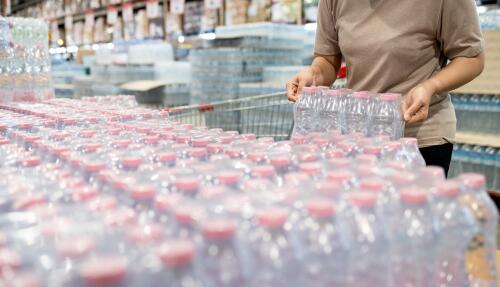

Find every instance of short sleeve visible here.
[439,0,484,59]
[314,0,341,56]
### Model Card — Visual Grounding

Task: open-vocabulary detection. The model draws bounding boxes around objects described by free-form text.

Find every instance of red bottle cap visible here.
[299,162,322,175]
[83,161,106,173]
[306,199,335,218]
[256,208,289,228]
[225,147,244,158]
[251,165,276,178]
[192,138,209,147]
[207,143,224,154]
[459,173,486,190]
[188,148,207,159]
[291,135,307,144]
[156,152,176,163]
[436,181,460,198]
[270,155,291,167]
[202,220,237,240]
[79,256,127,286]
[359,179,385,193]
[349,192,377,208]
[217,171,241,185]
[22,156,41,167]
[400,187,428,204]
[129,185,156,200]
[175,177,199,193]
[120,157,143,169]
[158,240,195,268]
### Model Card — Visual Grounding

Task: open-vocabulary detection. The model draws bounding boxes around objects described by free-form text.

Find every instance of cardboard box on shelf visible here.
[247,0,272,23]
[149,18,165,39]
[74,21,84,46]
[225,0,249,26]
[202,9,219,32]
[112,16,124,41]
[271,0,300,24]
[165,13,183,36]
[184,1,204,35]
[135,9,149,39]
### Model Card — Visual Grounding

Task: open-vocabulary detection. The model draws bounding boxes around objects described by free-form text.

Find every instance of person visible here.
[286,0,485,176]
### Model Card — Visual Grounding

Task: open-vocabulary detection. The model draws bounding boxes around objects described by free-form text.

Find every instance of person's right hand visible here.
[286,67,317,102]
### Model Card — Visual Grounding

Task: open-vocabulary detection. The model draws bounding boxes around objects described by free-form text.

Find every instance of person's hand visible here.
[402,81,436,124]
[286,67,317,102]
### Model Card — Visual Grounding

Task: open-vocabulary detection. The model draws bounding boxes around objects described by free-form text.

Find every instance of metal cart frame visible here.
[166,92,293,141]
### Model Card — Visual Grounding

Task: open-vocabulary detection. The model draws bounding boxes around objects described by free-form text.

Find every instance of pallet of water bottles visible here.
[293,87,404,141]
[0,17,54,103]
[0,96,497,286]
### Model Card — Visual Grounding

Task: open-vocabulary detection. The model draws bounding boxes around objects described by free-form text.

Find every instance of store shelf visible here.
[455,131,500,148]
[9,0,44,14]
[54,1,161,26]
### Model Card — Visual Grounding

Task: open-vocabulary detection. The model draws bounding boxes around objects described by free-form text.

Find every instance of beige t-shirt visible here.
[315,0,484,147]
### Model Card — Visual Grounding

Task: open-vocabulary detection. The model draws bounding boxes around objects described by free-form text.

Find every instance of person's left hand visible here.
[402,82,435,124]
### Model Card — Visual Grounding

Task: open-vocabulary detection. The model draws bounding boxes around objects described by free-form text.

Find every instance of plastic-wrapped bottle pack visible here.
[0,17,54,103]
[0,97,496,287]
[293,87,404,140]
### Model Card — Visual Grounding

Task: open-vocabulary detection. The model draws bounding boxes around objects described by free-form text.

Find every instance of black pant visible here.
[419,143,453,177]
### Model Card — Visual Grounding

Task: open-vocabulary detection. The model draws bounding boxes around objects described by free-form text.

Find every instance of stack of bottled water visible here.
[0,97,497,286]
[0,16,53,103]
[81,95,139,108]
[450,144,500,192]
[293,87,404,140]
[452,93,500,134]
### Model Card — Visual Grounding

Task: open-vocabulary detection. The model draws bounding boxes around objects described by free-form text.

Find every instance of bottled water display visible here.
[450,144,500,192]
[293,87,404,140]
[0,17,54,103]
[479,10,500,30]
[0,96,497,286]
[452,93,500,134]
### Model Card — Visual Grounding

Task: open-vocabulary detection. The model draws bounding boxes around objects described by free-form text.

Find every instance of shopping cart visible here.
[166,92,294,141]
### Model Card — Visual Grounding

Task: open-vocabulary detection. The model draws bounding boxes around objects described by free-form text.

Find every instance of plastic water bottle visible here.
[76,255,130,286]
[200,219,246,287]
[158,240,205,287]
[293,87,318,136]
[370,93,403,140]
[300,199,348,286]
[317,89,344,133]
[249,208,300,287]
[433,181,477,287]
[344,192,390,287]
[399,137,426,168]
[390,187,435,287]
[458,173,498,287]
[343,92,371,135]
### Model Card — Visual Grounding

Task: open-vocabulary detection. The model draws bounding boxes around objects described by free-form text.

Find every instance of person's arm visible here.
[286,54,342,102]
[403,0,484,124]
[403,53,485,124]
